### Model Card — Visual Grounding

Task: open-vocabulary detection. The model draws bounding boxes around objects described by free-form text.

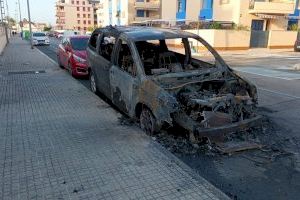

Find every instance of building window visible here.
[76,1,79,5]
[77,7,80,11]
[88,7,90,12]
[71,1,74,4]
[83,7,86,11]
[83,20,86,24]
[88,20,91,24]
[136,10,144,17]
[88,14,91,18]
[77,14,80,18]
[83,14,86,18]
[77,20,80,24]
[83,1,85,5]
[177,0,187,13]
[202,0,213,9]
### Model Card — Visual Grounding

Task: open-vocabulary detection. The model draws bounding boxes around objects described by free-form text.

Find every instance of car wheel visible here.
[90,71,98,94]
[57,55,64,68]
[140,107,158,136]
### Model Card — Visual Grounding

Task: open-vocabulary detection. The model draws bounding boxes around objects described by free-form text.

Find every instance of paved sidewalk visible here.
[0,38,229,200]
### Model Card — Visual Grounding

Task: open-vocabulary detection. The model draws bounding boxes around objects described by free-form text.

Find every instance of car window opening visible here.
[100,36,116,61]
[33,33,46,37]
[135,38,216,76]
[117,41,136,77]
[89,33,98,49]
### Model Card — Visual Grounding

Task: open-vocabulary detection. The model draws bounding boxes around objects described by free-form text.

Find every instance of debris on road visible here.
[293,63,300,70]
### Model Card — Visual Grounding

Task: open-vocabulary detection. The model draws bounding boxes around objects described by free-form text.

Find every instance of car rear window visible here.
[33,33,46,37]
[70,38,89,51]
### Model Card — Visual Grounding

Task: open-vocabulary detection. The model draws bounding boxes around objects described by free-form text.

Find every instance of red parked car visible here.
[57,35,90,77]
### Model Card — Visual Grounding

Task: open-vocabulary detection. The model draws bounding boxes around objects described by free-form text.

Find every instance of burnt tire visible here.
[140,108,158,136]
[90,71,98,94]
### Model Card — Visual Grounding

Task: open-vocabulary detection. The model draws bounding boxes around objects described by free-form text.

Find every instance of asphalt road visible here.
[37,37,300,200]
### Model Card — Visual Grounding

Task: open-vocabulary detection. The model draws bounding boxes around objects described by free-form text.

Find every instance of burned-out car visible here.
[87,26,261,142]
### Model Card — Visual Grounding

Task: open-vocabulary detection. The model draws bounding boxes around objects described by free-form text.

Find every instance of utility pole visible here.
[0,0,9,44]
[18,0,23,39]
[5,0,10,36]
[26,0,33,49]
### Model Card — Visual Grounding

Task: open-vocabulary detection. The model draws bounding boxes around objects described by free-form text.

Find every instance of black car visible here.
[294,39,300,52]
[87,26,261,142]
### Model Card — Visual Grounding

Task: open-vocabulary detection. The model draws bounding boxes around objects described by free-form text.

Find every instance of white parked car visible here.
[32,32,50,46]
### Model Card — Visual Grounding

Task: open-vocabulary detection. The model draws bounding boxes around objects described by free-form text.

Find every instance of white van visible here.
[57,30,80,39]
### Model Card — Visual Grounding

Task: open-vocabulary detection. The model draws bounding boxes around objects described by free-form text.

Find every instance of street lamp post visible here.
[18,0,23,39]
[26,0,33,49]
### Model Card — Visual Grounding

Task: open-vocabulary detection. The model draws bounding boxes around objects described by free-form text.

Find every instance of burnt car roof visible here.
[93,26,199,41]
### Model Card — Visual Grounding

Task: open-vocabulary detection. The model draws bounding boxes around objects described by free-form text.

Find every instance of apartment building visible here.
[55,0,100,31]
[96,0,300,29]
[213,0,299,31]
[96,0,161,26]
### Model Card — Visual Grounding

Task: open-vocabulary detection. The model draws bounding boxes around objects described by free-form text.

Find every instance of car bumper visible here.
[73,63,89,76]
[295,45,300,51]
[194,115,262,141]
[173,111,262,142]
[33,41,50,46]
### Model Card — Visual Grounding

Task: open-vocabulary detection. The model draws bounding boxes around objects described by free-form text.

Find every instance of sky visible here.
[6,0,56,25]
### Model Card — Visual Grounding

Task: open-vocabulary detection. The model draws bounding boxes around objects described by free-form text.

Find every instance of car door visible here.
[93,33,116,98]
[110,38,139,114]
[60,38,69,67]
[58,38,65,66]
[87,32,100,74]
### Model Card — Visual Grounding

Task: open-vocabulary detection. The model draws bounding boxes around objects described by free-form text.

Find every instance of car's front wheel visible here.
[140,108,158,136]
[90,71,98,94]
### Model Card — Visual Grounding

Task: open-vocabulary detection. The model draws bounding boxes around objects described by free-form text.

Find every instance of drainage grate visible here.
[8,70,46,75]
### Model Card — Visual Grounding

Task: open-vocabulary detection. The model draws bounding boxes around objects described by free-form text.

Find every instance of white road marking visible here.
[234,68,300,81]
[258,88,300,99]
[35,47,57,65]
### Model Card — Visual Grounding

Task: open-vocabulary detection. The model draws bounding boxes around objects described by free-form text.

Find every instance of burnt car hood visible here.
[148,68,259,140]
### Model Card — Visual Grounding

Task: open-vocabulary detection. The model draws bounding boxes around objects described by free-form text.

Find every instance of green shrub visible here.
[290,24,298,31]
[209,22,222,29]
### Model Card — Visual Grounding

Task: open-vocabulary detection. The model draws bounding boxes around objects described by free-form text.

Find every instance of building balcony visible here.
[56,12,65,17]
[249,0,296,15]
[56,20,65,24]
[134,16,160,22]
[56,1,66,6]
[134,2,160,10]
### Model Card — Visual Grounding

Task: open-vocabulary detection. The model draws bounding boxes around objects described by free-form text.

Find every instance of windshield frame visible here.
[134,36,228,77]
[33,32,46,37]
[70,37,89,51]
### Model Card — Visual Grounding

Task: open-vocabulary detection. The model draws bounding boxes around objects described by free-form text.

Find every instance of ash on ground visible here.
[153,116,273,156]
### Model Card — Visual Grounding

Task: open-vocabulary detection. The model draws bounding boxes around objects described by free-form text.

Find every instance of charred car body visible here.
[87,26,261,142]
